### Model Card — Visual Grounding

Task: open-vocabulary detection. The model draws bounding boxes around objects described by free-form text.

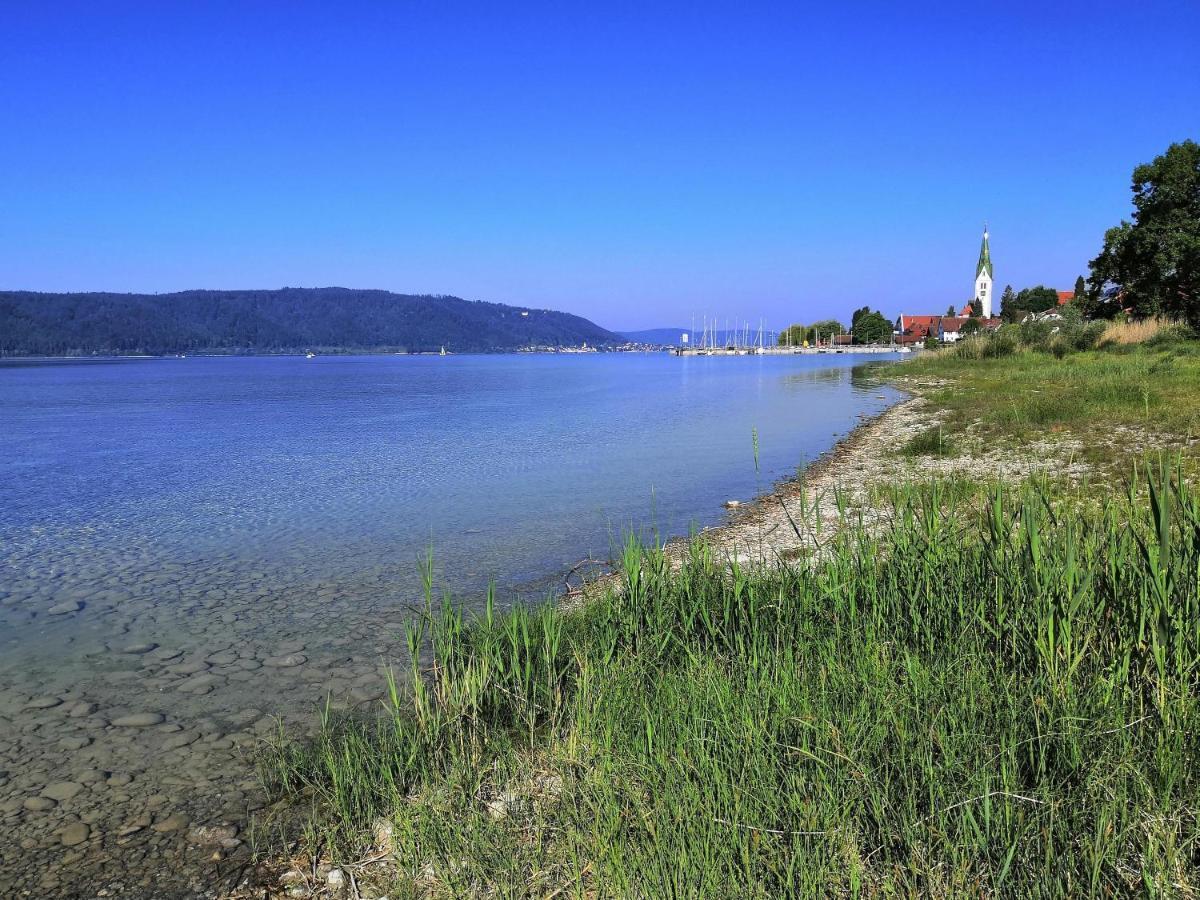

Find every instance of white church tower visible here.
[975,226,994,318]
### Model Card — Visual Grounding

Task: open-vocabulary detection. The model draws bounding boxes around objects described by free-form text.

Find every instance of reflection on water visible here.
[0,352,900,895]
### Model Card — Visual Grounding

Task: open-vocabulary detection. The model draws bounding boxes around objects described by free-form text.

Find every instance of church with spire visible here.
[974,226,994,318]
[894,226,1003,345]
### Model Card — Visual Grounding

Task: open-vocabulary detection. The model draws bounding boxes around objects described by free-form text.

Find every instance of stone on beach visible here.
[167,660,210,675]
[152,812,190,833]
[60,822,91,846]
[177,674,221,695]
[112,713,165,727]
[161,731,201,750]
[187,823,238,846]
[24,696,63,711]
[42,782,83,802]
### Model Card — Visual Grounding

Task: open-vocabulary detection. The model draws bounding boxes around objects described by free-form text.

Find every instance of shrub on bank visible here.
[1145,323,1199,348]
[902,424,953,457]
[951,329,1019,360]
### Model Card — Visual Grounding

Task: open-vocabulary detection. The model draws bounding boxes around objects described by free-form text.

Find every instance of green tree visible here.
[960,318,981,335]
[999,285,1017,320]
[1072,275,1086,304]
[777,324,807,346]
[809,318,845,336]
[777,319,848,346]
[923,335,939,350]
[1017,286,1060,313]
[969,299,982,318]
[851,308,891,345]
[999,285,1057,323]
[1088,139,1200,327]
[945,304,957,317]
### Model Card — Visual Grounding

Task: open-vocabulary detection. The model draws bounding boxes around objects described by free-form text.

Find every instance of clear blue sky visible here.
[2,2,1197,330]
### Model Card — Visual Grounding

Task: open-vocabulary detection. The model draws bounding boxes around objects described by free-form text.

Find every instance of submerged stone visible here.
[112,713,164,727]
[60,822,90,846]
[48,600,84,615]
[24,696,63,710]
[263,654,307,668]
[42,782,83,802]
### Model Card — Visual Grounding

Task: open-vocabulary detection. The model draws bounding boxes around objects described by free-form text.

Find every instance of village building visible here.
[895,314,941,345]
[939,316,1001,342]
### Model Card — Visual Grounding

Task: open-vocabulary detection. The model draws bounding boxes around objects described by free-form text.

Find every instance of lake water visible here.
[0,352,900,896]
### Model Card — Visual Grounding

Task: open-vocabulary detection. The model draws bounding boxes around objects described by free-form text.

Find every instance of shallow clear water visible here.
[0,352,899,895]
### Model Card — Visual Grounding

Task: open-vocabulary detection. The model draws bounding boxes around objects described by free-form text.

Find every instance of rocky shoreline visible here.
[566,389,937,604]
[579,373,1099,588]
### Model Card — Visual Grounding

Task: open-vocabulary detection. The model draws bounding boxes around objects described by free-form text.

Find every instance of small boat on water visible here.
[305,352,316,359]
[439,346,447,356]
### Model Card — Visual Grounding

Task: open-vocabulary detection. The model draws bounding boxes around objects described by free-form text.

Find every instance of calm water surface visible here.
[0,352,900,896]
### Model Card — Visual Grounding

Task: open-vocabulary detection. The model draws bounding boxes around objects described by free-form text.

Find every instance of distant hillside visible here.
[0,288,620,356]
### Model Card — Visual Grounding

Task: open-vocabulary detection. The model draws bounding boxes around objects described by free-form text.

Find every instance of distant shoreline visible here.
[0,348,656,361]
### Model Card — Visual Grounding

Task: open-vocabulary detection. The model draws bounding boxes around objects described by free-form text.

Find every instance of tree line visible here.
[776,308,892,346]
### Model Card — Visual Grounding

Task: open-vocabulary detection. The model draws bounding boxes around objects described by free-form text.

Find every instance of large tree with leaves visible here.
[809,318,845,337]
[850,307,891,344]
[999,285,1017,321]
[1087,139,1200,327]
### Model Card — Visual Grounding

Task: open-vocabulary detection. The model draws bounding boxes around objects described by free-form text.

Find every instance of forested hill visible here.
[0,288,621,356]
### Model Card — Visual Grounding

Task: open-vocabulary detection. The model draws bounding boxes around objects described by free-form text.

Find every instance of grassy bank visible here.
[252,341,1200,898]
[897,326,1200,475]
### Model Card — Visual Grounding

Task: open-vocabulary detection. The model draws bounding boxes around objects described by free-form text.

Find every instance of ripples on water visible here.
[0,352,900,894]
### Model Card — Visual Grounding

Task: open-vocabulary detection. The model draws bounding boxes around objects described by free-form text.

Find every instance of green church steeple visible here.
[976,227,993,279]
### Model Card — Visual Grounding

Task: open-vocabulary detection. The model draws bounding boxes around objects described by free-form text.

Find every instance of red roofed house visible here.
[895,314,941,345]
[1056,290,1073,306]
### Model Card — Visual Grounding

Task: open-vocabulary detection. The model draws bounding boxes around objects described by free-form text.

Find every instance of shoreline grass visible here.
[256,465,1200,897]
[900,339,1200,477]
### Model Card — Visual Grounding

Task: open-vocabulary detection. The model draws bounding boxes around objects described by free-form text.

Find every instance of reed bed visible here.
[258,460,1200,897]
[1102,318,1172,346]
